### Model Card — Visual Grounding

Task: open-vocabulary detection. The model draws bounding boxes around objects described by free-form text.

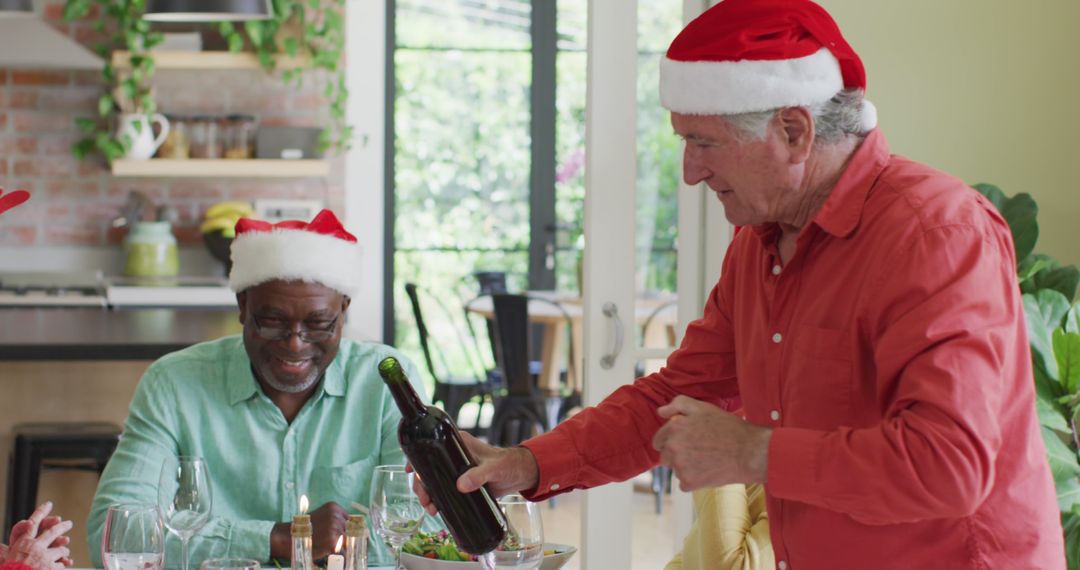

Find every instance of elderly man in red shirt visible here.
[417,0,1066,567]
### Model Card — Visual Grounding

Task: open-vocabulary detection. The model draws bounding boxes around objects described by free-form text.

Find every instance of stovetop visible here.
[0,271,107,307]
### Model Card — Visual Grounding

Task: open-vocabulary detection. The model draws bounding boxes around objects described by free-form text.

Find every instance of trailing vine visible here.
[62,0,351,162]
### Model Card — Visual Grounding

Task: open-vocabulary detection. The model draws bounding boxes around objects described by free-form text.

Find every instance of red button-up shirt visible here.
[523,130,1064,568]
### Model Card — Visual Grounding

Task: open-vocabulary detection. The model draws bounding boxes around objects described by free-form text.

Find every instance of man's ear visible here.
[341,295,352,315]
[775,107,815,163]
[236,291,247,325]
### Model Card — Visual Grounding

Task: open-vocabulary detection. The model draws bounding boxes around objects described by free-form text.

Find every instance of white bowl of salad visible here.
[400,530,576,570]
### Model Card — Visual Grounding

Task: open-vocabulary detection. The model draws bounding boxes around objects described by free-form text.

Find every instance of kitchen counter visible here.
[0,307,242,360]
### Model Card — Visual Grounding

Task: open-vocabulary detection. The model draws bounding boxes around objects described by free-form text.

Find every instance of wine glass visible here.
[101,503,165,570]
[158,456,213,570]
[479,494,544,570]
[199,558,260,570]
[369,465,425,570]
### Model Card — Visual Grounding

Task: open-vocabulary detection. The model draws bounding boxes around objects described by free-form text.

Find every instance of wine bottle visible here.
[378,357,508,554]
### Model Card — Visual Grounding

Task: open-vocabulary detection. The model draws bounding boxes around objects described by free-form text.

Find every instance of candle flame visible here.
[334,535,343,554]
[299,494,309,514]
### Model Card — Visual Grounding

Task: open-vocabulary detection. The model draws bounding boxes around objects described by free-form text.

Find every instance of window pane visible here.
[556,0,586,51]
[397,0,532,50]
[554,51,586,294]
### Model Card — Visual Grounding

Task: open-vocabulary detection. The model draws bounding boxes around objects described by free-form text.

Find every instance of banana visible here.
[200,215,241,235]
[204,201,254,220]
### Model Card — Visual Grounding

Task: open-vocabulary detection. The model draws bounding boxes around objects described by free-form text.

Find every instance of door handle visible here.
[600,302,623,369]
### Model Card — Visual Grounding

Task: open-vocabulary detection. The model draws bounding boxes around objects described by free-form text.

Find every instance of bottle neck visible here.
[379,358,427,419]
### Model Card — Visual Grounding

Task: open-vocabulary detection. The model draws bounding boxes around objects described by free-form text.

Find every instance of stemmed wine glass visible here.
[158,456,213,570]
[101,503,165,570]
[369,465,425,570]
[479,494,544,570]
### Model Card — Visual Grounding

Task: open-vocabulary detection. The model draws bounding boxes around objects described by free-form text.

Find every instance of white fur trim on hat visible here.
[859,99,878,132]
[660,48,843,115]
[228,228,362,295]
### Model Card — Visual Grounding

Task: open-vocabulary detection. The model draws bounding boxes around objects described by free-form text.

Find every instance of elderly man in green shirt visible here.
[88,210,424,568]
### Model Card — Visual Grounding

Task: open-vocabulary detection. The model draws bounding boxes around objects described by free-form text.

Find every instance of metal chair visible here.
[404,283,492,435]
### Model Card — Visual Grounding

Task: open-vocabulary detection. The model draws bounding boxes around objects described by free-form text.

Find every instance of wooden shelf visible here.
[111,50,309,71]
[111,159,330,178]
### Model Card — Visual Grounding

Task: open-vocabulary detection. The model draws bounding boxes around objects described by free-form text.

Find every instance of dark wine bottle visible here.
[377,357,508,554]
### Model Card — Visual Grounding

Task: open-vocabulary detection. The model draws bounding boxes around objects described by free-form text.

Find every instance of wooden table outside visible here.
[466,291,677,395]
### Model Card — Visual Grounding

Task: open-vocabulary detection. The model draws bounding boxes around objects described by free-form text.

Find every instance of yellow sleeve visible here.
[665,484,774,570]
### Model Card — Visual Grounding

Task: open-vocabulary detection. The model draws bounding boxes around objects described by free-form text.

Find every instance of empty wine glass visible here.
[369,465,425,570]
[158,456,213,570]
[101,503,165,570]
[479,494,543,570]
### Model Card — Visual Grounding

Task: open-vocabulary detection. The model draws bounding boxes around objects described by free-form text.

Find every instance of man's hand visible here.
[652,396,772,491]
[3,502,74,569]
[412,432,540,516]
[308,502,349,560]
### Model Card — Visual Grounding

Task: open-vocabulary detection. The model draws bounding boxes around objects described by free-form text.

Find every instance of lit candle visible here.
[327,536,344,570]
[299,494,309,514]
[291,495,313,570]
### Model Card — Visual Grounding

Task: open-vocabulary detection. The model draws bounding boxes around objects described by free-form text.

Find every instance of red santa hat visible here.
[228,209,361,295]
[660,0,877,132]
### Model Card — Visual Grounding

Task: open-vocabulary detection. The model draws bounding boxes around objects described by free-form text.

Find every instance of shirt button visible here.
[286,481,295,489]
[770,410,780,421]
[772,264,781,275]
[779,561,788,570]
[772,332,782,343]
[550,483,560,491]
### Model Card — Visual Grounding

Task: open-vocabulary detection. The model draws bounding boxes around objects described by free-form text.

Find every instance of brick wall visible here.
[0,2,345,263]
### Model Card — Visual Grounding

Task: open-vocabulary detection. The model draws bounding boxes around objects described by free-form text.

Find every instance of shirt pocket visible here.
[784,325,854,429]
[310,455,378,510]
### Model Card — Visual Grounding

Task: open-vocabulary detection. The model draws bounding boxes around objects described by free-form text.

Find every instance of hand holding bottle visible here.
[411,432,540,516]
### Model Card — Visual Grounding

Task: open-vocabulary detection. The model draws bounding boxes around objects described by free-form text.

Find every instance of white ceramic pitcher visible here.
[118,113,170,160]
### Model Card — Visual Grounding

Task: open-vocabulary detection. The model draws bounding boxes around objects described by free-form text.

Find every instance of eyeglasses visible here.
[251,315,340,343]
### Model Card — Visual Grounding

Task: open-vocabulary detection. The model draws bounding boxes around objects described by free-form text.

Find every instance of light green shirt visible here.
[87,335,427,568]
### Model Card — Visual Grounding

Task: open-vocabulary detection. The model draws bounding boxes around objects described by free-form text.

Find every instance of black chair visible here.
[404,283,492,435]
[462,271,509,384]
[5,422,121,536]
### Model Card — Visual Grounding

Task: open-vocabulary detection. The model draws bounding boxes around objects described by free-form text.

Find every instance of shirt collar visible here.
[225,338,348,406]
[750,128,890,243]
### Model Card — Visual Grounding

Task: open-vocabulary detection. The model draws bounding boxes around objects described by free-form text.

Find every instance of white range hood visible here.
[0,12,103,70]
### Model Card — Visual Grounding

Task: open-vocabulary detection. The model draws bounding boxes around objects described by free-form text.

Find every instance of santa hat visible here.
[660,0,877,132]
[228,209,362,296]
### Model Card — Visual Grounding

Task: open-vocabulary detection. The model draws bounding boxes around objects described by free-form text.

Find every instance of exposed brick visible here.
[72,26,110,47]
[37,86,101,110]
[46,204,73,219]
[12,111,78,133]
[45,180,99,200]
[39,135,81,155]
[290,93,328,111]
[0,113,7,131]
[0,71,8,85]
[0,161,7,176]
[11,71,69,87]
[13,158,76,177]
[0,225,37,246]
[75,201,124,224]
[7,91,38,109]
[230,181,304,201]
[174,224,202,245]
[77,159,109,176]
[43,2,100,21]
[72,71,105,87]
[106,180,167,202]
[44,224,101,245]
[169,181,225,200]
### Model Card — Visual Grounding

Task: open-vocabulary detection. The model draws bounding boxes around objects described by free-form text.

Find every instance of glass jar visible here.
[189,115,223,159]
[224,114,257,159]
[157,114,190,159]
[123,221,179,277]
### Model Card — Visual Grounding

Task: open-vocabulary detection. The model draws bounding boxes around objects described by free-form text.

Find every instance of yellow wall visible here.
[820,0,1080,269]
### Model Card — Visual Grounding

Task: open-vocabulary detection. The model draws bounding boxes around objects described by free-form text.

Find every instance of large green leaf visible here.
[1033,265,1080,302]
[1065,511,1080,570]
[1056,330,1080,393]
[999,192,1039,262]
[1018,255,1052,285]
[1026,290,1071,381]
[973,183,1007,211]
[1068,305,1080,335]
[1042,427,1080,512]
[1040,394,1073,434]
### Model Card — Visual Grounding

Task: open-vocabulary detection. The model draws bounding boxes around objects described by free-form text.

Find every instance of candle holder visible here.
[290,514,313,570]
[344,515,368,570]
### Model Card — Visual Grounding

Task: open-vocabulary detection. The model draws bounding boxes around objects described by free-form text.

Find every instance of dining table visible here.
[465,290,678,396]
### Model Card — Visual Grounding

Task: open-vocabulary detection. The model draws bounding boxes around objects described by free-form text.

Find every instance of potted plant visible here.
[973,183,1080,568]
[63,0,349,162]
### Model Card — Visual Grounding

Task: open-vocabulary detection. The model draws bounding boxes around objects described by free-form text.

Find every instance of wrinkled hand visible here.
[411,432,539,516]
[652,396,772,492]
[308,502,348,560]
[3,502,74,569]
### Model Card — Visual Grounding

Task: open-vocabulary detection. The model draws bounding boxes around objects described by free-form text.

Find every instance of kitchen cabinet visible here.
[111,50,309,71]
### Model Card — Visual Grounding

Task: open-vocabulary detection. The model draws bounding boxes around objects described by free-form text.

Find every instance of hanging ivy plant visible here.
[62,0,351,162]
[64,0,162,161]
[217,0,351,152]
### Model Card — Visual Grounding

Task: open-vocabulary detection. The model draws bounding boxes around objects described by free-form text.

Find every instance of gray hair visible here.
[724,88,869,144]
